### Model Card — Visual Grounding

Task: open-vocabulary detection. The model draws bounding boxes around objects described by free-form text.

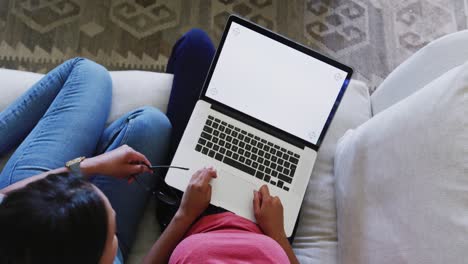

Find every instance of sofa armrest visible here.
[370,30,468,115]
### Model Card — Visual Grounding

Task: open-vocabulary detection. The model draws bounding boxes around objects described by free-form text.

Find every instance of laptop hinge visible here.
[210,104,306,150]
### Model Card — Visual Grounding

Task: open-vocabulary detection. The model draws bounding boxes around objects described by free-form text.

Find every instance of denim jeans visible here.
[0,28,215,263]
[0,57,172,262]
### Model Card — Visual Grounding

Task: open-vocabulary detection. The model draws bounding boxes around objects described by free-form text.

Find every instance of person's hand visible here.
[82,145,152,180]
[177,167,217,222]
[253,185,286,241]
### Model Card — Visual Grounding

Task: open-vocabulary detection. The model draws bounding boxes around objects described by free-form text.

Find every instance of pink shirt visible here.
[169,212,290,264]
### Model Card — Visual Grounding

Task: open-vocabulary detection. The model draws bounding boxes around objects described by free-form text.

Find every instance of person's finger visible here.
[253,190,260,215]
[199,168,217,185]
[207,184,212,200]
[259,184,270,198]
[128,150,152,168]
[128,164,146,175]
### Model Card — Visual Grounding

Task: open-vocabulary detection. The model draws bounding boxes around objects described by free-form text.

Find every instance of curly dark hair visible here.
[0,173,108,264]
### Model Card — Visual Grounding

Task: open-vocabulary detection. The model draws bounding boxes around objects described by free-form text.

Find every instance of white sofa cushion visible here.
[0,69,173,125]
[334,63,468,264]
[293,80,371,264]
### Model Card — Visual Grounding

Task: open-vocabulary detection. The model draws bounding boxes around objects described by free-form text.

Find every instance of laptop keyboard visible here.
[195,115,300,192]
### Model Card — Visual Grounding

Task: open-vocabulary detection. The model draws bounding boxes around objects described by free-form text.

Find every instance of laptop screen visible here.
[205,21,349,146]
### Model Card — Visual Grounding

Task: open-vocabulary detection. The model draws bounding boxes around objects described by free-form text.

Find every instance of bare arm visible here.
[253,185,299,264]
[0,145,152,195]
[143,168,217,264]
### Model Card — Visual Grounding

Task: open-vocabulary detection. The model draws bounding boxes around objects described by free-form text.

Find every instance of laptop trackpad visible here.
[211,169,256,222]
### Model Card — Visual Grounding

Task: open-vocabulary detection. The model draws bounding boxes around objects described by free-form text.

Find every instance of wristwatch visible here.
[66,156,86,178]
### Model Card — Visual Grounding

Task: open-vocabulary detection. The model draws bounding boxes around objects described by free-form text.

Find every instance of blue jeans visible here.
[0,29,215,263]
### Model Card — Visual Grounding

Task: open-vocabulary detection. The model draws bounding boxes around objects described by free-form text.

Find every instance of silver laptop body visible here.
[166,15,352,237]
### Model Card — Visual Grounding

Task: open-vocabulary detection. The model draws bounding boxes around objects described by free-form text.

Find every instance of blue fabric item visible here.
[166,28,215,158]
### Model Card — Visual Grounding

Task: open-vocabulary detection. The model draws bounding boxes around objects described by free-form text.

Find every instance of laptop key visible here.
[252,148,258,154]
[245,137,251,144]
[232,146,238,152]
[263,145,270,152]
[270,180,276,186]
[271,156,278,162]
[233,138,239,145]
[214,118,221,123]
[226,136,233,142]
[213,137,219,144]
[252,162,259,169]
[219,126,225,132]
[255,171,264,180]
[238,149,245,155]
[215,153,223,161]
[239,156,246,163]
[245,151,251,158]
[290,165,296,176]
[278,174,292,184]
[221,121,227,126]
[239,134,244,140]
[270,148,276,155]
[226,150,233,157]
[233,153,239,160]
[208,150,215,157]
[220,134,226,140]
[257,157,264,164]
[203,126,213,133]
[239,141,245,148]
[226,128,232,134]
[223,156,255,176]
[265,153,271,160]
[212,123,219,129]
[206,120,212,126]
[202,147,209,154]
[278,159,284,166]
[225,142,232,149]
[208,115,214,120]
[213,145,220,151]
[283,153,289,160]
[246,145,252,151]
[264,175,271,182]
[232,131,238,137]
[289,156,299,165]
[219,140,225,147]
[207,142,213,149]
[272,171,278,177]
[264,160,270,167]
[248,133,254,138]
[284,161,291,168]
[201,132,212,141]
[294,153,300,158]
[258,150,265,157]
[265,167,271,175]
[277,181,284,188]
[258,143,264,149]
[198,138,207,145]
[283,186,289,191]
[213,130,220,137]
[259,165,265,172]
[246,159,252,166]
[220,148,226,154]
[195,144,202,152]
[270,163,276,170]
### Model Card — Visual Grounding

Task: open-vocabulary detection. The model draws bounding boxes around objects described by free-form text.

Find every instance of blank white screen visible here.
[206,22,347,145]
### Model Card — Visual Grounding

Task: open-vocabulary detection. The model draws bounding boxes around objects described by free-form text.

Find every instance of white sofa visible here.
[1,30,467,263]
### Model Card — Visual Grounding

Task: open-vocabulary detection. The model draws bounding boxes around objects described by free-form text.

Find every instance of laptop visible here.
[166,15,353,237]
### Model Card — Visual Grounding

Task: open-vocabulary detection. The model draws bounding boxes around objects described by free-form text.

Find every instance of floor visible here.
[0,0,467,92]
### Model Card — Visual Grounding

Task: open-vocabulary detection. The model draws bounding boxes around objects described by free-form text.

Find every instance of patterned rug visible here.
[0,0,467,91]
